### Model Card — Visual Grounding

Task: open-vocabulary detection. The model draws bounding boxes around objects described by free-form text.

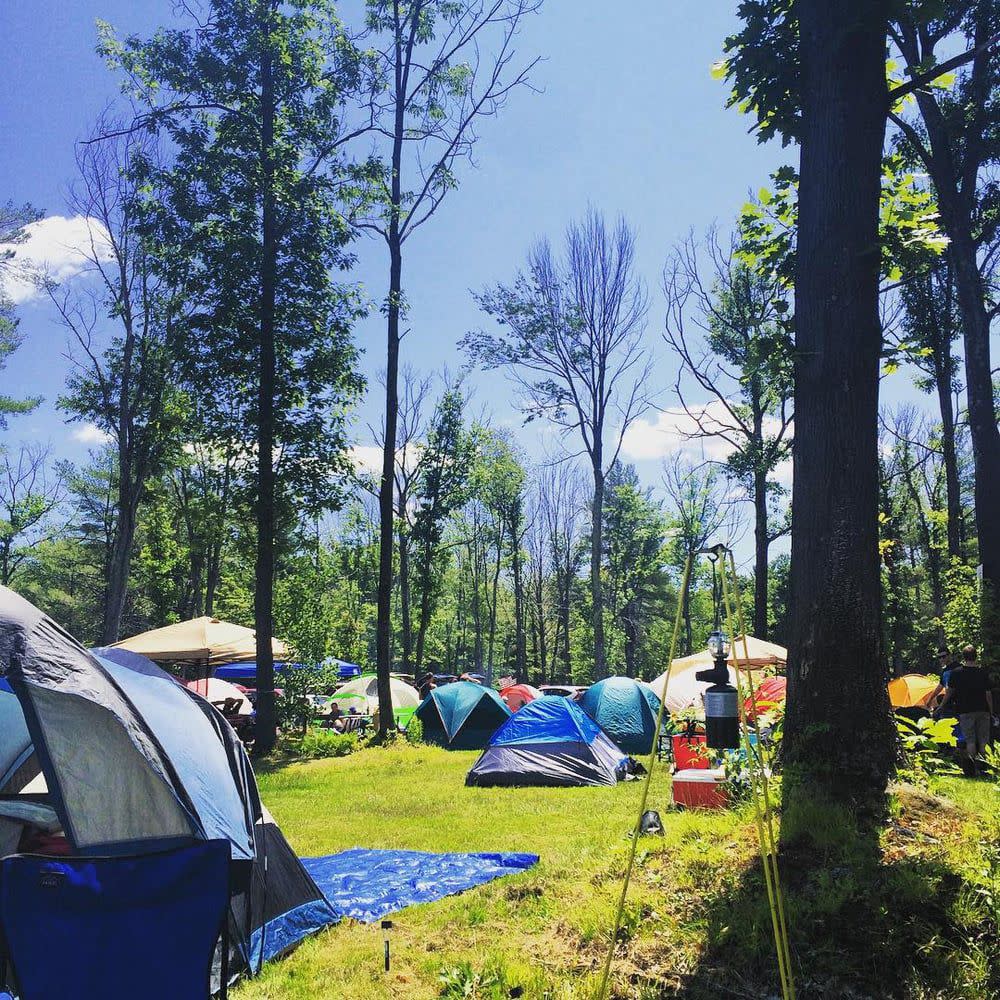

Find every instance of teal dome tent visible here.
[415,682,511,750]
[578,677,661,755]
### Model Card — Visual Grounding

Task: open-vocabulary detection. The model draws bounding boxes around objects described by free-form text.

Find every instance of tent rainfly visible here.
[578,677,661,756]
[112,616,289,666]
[415,682,511,750]
[466,696,630,787]
[331,675,421,715]
[0,587,336,991]
[887,674,938,709]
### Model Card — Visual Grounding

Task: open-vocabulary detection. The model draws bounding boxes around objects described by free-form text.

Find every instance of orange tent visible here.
[887,674,938,709]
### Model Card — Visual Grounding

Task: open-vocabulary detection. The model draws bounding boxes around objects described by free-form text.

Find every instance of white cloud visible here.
[71,422,113,446]
[3,215,113,305]
[621,402,741,464]
[349,442,425,478]
[621,401,795,489]
[349,445,384,476]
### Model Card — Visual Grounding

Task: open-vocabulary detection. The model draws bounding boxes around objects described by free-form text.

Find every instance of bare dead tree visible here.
[540,459,588,681]
[357,0,542,733]
[662,229,793,638]
[49,125,183,644]
[467,211,653,678]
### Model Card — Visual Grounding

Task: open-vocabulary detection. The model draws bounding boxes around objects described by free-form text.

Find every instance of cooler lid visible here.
[673,768,726,782]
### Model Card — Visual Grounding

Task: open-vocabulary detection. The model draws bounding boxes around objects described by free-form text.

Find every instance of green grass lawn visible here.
[235,745,998,1000]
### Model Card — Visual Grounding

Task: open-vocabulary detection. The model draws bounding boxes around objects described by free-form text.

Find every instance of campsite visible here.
[3,0,1000,997]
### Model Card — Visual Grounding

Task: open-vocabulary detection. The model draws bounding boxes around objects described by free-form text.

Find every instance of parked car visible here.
[538,684,589,700]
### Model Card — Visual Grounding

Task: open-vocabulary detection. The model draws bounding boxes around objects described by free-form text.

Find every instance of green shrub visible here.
[405,714,423,744]
[298,729,358,760]
[895,714,961,785]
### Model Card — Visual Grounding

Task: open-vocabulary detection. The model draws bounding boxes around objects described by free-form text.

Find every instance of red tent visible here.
[743,676,786,721]
[500,683,542,711]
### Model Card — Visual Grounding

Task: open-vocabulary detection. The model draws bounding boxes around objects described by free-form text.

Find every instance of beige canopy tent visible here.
[645,636,787,709]
[112,616,289,667]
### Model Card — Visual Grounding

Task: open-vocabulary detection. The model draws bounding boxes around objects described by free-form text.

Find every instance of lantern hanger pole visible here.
[594,547,694,1000]
[594,542,795,1000]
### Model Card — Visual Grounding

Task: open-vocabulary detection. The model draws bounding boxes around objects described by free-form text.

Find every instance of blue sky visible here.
[0,0,941,564]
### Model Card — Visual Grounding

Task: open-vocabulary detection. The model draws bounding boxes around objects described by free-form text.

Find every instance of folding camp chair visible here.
[0,839,231,1000]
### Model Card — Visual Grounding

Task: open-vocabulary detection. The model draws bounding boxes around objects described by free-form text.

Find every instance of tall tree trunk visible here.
[532,568,546,683]
[512,540,526,680]
[253,1,278,756]
[907,11,1000,662]
[471,541,484,673]
[879,474,907,677]
[933,309,963,561]
[947,229,1000,662]
[205,537,222,616]
[414,544,434,672]
[399,528,413,674]
[753,466,769,638]
[102,497,136,644]
[681,557,693,656]
[784,0,894,822]
[375,235,401,731]
[591,461,607,678]
[374,15,413,734]
[558,562,571,680]
[623,603,637,678]
[486,531,504,685]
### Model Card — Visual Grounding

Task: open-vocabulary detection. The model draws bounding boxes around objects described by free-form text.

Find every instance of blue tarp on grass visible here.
[301,848,539,923]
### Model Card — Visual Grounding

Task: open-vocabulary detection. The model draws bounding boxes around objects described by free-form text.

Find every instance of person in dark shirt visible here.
[928,645,959,710]
[939,645,994,774]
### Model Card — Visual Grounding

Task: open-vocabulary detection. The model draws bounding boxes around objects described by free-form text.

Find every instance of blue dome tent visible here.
[578,676,661,755]
[415,681,511,750]
[466,696,630,787]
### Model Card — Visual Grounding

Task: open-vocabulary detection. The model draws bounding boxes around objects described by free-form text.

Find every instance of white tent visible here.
[645,666,739,715]
[331,675,420,715]
[645,636,786,716]
[184,676,253,715]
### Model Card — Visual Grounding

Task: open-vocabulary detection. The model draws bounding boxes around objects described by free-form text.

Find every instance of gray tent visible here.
[0,586,338,986]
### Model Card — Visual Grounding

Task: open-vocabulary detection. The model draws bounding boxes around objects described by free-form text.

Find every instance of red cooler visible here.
[672,768,728,809]
[672,734,709,770]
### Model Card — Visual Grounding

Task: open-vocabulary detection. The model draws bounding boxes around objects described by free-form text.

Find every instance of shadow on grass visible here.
[653,796,997,1000]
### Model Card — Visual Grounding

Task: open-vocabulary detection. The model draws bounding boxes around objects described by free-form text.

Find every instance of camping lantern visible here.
[696,629,740,750]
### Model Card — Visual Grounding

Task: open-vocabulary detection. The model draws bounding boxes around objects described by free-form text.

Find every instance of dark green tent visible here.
[415,682,511,750]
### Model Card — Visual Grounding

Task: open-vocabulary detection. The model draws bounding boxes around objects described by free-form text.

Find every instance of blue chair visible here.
[0,839,231,1000]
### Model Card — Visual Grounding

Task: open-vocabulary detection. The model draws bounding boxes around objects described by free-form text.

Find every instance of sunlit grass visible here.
[234,745,998,999]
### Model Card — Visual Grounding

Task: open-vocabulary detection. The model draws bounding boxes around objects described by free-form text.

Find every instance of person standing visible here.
[938,646,994,775]
[929,645,959,710]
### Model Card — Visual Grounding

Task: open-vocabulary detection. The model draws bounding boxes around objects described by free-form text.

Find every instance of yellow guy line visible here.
[720,552,795,1000]
[594,550,693,1000]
